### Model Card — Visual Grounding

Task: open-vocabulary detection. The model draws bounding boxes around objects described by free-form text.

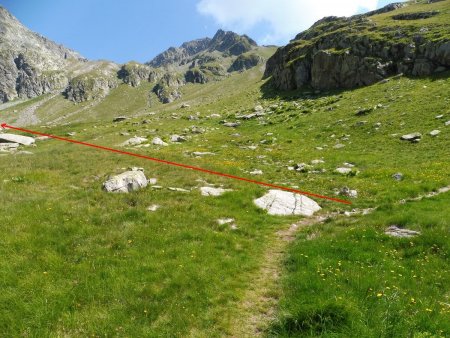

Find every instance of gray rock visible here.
[152,137,168,146]
[200,186,232,196]
[385,225,420,238]
[170,134,187,142]
[339,187,358,198]
[113,116,128,122]
[392,173,404,181]
[335,167,352,175]
[223,122,240,128]
[429,130,440,137]
[400,132,422,142]
[103,169,148,193]
[0,133,35,146]
[254,189,321,217]
[147,204,160,212]
[120,136,147,146]
[217,218,235,225]
[445,121,450,126]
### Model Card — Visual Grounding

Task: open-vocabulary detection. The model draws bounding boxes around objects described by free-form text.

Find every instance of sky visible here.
[1,0,404,64]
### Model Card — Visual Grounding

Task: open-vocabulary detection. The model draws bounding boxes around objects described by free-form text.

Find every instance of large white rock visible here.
[103,170,148,193]
[152,137,168,146]
[0,133,35,146]
[254,189,321,217]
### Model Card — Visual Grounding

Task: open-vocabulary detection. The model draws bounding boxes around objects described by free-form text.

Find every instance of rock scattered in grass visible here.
[103,169,148,193]
[338,187,358,198]
[429,130,440,137]
[445,121,450,126]
[192,151,215,156]
[0,133,35,146]
[200,186,232,196]
[335,167,353,175]
[113,116,128,122]
[254,190,321,217]
[168,187,190,192]
[249,169,263,175]
[152,137,168,146]
[392,173,404,181]
[170,134,187,142]
[120,136,147,146]
[385,225,421,238]
[148,178,157,185]
[435,114,443,119]
[147,204,160,212]
[333,143,345,149]
[217,218,235,225]
[401,132,422,142]
[223,122,240,128]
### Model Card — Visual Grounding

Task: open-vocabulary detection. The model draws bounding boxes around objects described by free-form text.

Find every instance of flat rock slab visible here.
[120,136,147,146]
[0,133,35,146]
[254,189,321,217]
[103,170,148,193]
[401,132,422,142]
[385,226,420,238]
[200,187,232,196]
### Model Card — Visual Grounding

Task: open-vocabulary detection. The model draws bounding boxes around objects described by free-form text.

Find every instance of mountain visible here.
[265,1,450,91]
[147,29,257,68]
[0,6,85,102]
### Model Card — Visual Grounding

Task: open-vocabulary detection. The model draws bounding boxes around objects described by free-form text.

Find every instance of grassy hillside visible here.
[0,4,449,336]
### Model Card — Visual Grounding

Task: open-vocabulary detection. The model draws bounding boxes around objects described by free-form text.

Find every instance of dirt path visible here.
[229,185,450,337]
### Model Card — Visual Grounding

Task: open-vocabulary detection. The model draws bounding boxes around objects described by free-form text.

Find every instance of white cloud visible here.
[197,0,383,44]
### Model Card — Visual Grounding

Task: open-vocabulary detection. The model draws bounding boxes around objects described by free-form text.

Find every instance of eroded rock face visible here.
[254,190,321,217]
[103,169,148,193]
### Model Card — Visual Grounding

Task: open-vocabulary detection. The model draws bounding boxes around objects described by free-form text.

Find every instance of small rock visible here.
[181,103,191,108]
[385,225,420,238]
[311,159,325,165]
[335,167,352,175]
[200,187,232,197]
[120,136,147,146]
[209,114,221,118]
[217,218,235,225]
[294,163,311,173]
[120,132,130,136]
[148,178,157,185]
[113,116,128,122]
[392,173,404,181]
[400,132,422,142]
[333,144,345,149]
[435,115,444,119]
[170,134,187,142]
[254,105,264,112]
[147,204,160,212]
[168,187,190,192]
[192,151,215,156]
[429,130,440,137]
[223,122,240,128]
[339,187,358,198]
[66,132,76,136]
[152,137,168,146]
[445,121,450,126]
[249,169,263,175]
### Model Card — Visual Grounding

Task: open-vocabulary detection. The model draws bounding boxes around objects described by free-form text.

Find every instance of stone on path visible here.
[254,189,321,217]
[103,169,148,193]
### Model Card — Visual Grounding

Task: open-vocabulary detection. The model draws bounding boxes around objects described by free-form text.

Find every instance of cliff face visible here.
[0,6,85,102]
[265,1,450,91]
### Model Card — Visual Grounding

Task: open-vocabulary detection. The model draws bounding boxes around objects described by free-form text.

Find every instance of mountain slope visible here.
[0,6,85,102]
[265,0,450,91]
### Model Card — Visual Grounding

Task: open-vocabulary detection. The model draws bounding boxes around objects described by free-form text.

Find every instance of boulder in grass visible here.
[103,169,148,193]
[400,132,421,142]
[254,189,321,217]
[0,133,35,146]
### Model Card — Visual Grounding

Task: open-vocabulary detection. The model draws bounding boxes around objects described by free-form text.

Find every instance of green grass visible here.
[269,193,450,337]
[0,46,449,335]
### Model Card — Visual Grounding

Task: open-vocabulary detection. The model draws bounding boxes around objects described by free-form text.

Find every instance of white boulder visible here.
[103,169,148,193]
[0,133,35,146]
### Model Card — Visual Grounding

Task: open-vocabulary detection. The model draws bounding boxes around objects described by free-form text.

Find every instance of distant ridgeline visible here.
[265,0,450,91]
[0,4,265,105]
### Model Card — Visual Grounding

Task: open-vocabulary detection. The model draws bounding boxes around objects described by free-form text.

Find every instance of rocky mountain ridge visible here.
[265,0,450,91]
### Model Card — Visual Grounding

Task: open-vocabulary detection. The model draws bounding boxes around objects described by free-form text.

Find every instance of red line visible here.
[1,123,351,205]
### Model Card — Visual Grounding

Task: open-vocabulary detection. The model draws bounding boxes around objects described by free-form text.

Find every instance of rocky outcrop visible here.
[208,29,257,56]
[118,62,160,87]
[228,53,264,72]
[64,62,119,102]
[0,6,85,102]
[152,72,185,103]
[265,2,450,91]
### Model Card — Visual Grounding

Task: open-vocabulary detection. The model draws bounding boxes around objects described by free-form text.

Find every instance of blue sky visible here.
[1,0,401,64]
